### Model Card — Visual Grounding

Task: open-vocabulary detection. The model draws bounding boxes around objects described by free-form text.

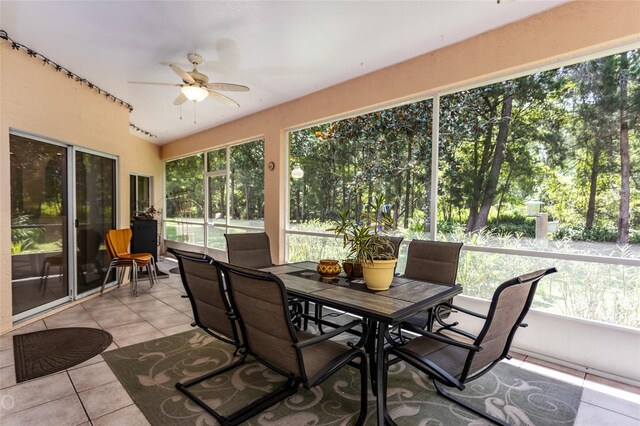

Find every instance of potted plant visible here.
[329,195,398,290]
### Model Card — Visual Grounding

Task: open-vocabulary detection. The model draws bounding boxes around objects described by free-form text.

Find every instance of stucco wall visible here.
[160,1,640,264]
[0,43,163,333]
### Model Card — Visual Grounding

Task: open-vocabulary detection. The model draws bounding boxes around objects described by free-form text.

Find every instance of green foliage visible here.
[165,154,205,219]
[40,201,62,217]
[11,215,43,254]
[11,240,34,255]
[165,139,265,225]
[554,226,640,244]
[289,100,433,226]
[328,195,397,264]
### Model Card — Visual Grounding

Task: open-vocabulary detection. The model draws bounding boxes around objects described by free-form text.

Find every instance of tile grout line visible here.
[579,400,640,422]
[86,277,189,341]
[66,369,92,424]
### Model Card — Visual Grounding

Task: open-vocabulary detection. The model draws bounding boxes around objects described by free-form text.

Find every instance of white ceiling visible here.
[1,1,565,144]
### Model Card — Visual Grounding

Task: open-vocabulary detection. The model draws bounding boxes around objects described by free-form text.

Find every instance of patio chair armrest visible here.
[294,319,366,349]
[439,302,488,320]
[437,325,478,341]
[401,322,481,352]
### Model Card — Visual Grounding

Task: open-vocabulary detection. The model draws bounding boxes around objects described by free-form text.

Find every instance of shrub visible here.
[553,226,640,243]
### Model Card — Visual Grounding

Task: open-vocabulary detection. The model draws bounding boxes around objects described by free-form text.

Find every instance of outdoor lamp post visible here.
[525,199,547,240]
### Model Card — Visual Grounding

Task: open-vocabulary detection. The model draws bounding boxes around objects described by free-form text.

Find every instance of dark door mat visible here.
[13,327,113,383]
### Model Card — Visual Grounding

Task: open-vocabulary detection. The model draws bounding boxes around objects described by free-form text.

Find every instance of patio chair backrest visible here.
[224,232,273,269]
[177,256,240,346]
[404,240,463,285]
[378,236,404,259]
[463,267,556,381]
[220,262,302,378]
[167,247,210,261]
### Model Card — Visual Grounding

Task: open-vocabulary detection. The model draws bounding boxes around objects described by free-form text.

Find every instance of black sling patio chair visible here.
[224,232,273,269]
[384,267,557,426]
[171,253,242,351]
[224,232,309,328]
[167,247,212,299]
[181,261,369,426]
[398,239,463,333]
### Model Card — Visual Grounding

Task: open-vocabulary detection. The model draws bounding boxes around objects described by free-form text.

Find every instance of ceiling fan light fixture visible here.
[181,85,209,102]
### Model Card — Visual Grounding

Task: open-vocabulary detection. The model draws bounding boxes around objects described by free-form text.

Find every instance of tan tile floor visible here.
[0,260,639,425]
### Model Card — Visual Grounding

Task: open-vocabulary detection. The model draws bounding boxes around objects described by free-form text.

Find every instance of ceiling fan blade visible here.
[170,64,196,84]
[207,90,240,107]
[206,82,249,92]
[173,93,188,106]
[128,81,182,86]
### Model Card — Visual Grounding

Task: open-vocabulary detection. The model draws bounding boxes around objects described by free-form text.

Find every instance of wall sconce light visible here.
[291,162,304,179]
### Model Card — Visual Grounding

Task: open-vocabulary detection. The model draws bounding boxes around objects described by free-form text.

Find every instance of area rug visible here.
[103,329,582,425]
[13,327,113,383]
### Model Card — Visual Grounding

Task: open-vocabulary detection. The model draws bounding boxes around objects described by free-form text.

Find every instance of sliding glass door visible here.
[11,133,118,321]
[75,150,116,295]
[10,134,70,318]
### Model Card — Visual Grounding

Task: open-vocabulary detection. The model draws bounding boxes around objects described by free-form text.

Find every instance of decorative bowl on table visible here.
[342,261,363,279]
[317,259,342,280]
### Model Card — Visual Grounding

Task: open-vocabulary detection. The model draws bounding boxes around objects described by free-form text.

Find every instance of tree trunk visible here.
[423,153,431,233]
[585,146,600,230]
[496,163,514,226]
[474,85,513,230]
[466,115,496,231]
[618,52,631,244]
[245,186,251,220]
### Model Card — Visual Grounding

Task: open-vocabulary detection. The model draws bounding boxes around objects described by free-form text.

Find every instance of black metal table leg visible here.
[365,319,378,395]
[375,322,387,426]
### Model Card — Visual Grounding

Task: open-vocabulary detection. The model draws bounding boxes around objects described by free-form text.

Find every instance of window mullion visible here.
[430,94,440,240]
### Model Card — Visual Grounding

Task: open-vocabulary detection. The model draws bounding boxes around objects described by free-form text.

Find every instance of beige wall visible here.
[161,1,640,263]
[0,43,163,333]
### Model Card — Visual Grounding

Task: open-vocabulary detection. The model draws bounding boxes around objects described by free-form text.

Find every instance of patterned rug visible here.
[103,329,582,425]
[14,327,113,383]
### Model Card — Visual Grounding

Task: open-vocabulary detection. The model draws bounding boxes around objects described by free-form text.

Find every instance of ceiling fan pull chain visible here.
[193,101,197,124]
[179,104,183,120]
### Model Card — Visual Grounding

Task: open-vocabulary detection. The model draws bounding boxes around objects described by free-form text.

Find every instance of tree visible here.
[618,51,631,244]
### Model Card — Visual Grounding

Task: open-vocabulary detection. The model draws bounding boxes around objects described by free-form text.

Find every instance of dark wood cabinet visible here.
[131,219,158,261]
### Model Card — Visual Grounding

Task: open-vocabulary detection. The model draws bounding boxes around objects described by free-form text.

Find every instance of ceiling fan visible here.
[128,53,249,107]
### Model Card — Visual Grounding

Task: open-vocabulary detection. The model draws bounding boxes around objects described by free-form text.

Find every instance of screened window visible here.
[165,154,205,245]
[165,139,264,250]
[288,100,433,265]
[286,48,640,328]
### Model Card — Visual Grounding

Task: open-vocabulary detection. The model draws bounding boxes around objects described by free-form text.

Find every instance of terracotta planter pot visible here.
[342,261,363,279]
[317,259,341,280]
[362,259,397,291]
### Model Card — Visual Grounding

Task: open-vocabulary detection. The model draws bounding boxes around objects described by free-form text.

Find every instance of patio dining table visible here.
[262,261,463,426]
